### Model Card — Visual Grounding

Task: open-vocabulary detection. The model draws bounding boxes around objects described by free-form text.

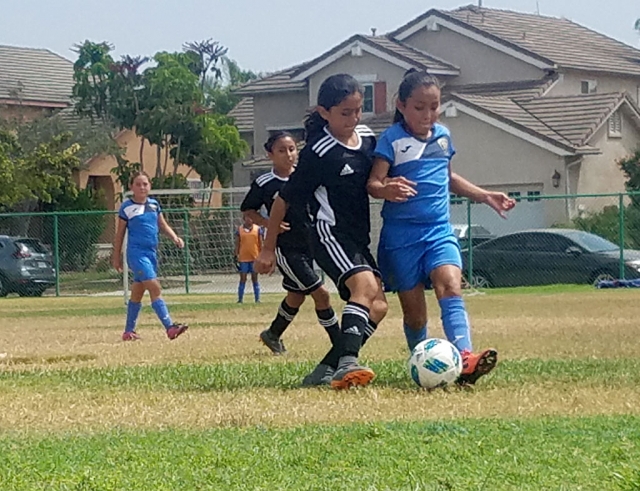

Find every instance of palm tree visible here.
[636,18,640,32]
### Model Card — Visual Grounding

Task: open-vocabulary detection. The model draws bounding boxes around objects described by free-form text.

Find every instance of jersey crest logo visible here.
[400,145,412,153]
[437,137,449,153]
[339,164,355,176]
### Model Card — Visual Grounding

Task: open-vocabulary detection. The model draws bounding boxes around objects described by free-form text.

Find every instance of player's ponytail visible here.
[305,73,363,142]
[394,69,441,124]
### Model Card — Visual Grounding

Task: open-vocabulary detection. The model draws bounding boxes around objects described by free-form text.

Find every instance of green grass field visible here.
[1,288,639,490]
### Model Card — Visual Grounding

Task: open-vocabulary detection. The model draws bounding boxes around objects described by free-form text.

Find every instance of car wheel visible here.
[469,272,492,289]
[590,271,616,286]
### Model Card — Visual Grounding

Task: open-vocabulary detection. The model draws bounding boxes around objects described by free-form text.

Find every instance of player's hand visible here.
[112,255,123,273]
[381,176,417,202]
[279,221,291,232]
[254,249,277,275]
[173,237,185,249]
[483,192,516,219]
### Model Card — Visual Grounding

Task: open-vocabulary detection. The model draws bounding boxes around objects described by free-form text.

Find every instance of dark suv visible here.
[0,236,55,297]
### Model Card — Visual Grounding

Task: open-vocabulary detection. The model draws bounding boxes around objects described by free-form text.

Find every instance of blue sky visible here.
[1,0,638,73]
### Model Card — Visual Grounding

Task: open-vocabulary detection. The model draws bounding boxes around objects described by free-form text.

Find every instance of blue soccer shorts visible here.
[378,224,462,293]
[127,248,158,283]
[238,261,255,274]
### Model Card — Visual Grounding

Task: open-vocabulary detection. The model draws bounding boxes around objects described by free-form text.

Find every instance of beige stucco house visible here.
[0,44,218,241]
[230,5,640,233]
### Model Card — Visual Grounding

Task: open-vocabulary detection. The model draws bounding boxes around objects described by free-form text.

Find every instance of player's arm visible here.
[234,229,240,260]
[367,157,417,202]
[449,165,515,218]
[240,183,269,228]
[243,209,268,228]
[158,213,184,248]
[112,217,127,273]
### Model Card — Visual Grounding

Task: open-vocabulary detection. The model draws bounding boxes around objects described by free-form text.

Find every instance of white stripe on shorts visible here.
[316,221,354,273]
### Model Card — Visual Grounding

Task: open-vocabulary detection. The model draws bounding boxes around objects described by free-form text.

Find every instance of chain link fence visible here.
[1,191,640,298]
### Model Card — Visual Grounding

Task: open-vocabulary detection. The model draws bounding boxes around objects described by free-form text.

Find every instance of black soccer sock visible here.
[268,299,299,338]
[316,307,340,345]
[361,319,378,347]
[337,301,369,360]
[319,318,376,369]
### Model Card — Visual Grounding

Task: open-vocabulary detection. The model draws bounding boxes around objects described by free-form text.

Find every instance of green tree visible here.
[72,41,115,123]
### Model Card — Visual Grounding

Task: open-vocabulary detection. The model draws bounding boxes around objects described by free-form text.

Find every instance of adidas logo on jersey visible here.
[339,164,354,176]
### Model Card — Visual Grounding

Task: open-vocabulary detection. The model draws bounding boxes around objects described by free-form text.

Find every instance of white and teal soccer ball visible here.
[408,338,463,389]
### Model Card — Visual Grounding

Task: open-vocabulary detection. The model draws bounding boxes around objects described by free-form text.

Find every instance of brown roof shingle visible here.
[235,34,459,95]
[393,6,640,76]
[448,91,634,150]
[445,75,559,101]
[228,97,253,133]
[0,45,74,106]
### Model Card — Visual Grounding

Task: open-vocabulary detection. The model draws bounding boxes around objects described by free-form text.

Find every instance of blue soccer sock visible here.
[238,282,246,303]
[151,298,173,329]
[253,281,260,302]
[125,301,142,333]
[404,322,427,353]
[439,296,472,352]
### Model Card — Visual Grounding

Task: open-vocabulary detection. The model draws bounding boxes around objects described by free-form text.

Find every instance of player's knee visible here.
[371,297,388,322]
[434,280,462,299]
[286,292,306,309]
[311,287,330,309]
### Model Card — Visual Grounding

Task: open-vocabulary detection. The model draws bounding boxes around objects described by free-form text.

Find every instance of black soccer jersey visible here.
[279,125,376,246]
[240,170,309,250]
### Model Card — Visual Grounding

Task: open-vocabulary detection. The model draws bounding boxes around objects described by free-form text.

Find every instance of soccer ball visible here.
[408,338,463,389]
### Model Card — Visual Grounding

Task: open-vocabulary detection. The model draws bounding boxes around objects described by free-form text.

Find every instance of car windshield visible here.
[15,239,47,254]
[563,231,618,252]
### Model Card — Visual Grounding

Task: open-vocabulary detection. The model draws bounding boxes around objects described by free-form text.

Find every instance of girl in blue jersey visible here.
[368,70,515,385]
[255,74,388,390]
[112,171,189,341]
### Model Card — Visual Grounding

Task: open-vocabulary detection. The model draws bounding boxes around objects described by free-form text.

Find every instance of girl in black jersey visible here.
[255,74,388,390]
[240,132,341,386]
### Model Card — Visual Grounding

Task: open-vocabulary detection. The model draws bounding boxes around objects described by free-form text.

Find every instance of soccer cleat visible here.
[301,364,335,387]
[122,331,141,341]
[259,329,287,355]
[457,348,498,386]
[330,364,376,390]
[166,324,189,340]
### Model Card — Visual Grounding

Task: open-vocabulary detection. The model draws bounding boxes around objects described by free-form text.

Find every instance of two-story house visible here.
[230,5,640,234]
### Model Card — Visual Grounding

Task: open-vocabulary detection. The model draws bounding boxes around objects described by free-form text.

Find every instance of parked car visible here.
[0,236,55,297]
[452,224,496,250]
[462,229,640,288]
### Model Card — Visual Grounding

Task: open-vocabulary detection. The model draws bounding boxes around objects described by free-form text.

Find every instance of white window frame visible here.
[608,111,622,138]
[581,79,597,94]
[361,83,375,115]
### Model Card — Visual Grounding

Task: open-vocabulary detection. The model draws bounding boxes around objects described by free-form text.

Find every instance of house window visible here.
[608,111,622,138]
[508,191,522,202]
[362,84,374,114]
[527,191,541,202]
[581,80,597,94]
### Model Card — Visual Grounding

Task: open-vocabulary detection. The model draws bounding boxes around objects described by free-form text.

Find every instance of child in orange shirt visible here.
[234,215,264,303]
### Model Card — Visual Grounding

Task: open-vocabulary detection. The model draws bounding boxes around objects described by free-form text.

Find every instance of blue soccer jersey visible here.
[118,198,162,250]
[374,122,455,227]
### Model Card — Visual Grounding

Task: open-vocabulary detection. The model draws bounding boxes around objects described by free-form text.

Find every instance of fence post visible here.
[183,210,190,294]
[53,213,60,297]
[619,193,625,280]
[466,198,473,285]
[122,231,129,306]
